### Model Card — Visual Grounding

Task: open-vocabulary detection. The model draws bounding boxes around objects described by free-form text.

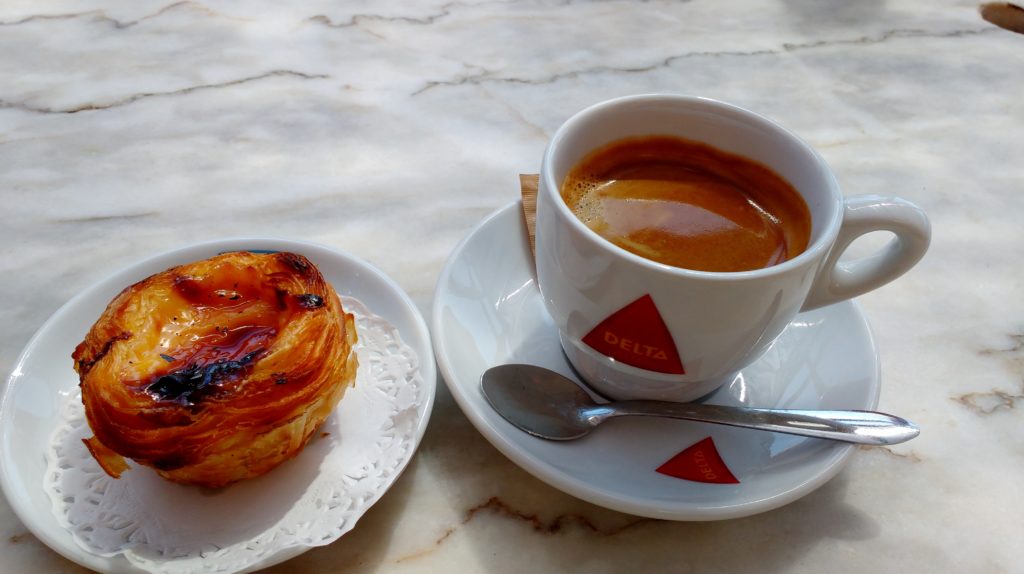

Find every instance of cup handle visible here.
[801,195,931,312]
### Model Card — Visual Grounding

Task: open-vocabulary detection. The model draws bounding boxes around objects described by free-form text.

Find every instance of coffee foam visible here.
[562,174,607,230]
[558,136,810,272]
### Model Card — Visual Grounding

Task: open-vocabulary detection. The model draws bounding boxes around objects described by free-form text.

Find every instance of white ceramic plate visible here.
[0,238,435,573]
[432,202,881,521]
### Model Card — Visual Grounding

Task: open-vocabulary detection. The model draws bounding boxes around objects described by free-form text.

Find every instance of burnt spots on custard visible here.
[278,252,312,276]
[171,256,326,316]
[146,324,276,403]
[172,264,284,311]
[295,293,324,309]
[275,288,289,310]
[147,348,264,405]
[145,254,327,404]
[274,289,325,311]
[178,324,277,366]
[172,275,204,301]
[173,276,250,309]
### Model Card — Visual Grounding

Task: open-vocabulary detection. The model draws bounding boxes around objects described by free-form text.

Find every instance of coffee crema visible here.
[560,136,811,272]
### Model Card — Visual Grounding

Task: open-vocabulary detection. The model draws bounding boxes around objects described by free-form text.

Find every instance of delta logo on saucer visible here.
[581,294,685,374]
[657,437,739,484]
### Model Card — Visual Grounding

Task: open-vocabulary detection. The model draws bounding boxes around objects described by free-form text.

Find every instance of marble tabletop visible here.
[2,0,1023,572]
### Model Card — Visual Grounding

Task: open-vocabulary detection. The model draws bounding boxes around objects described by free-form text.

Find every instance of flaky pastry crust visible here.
[72,251,357,488]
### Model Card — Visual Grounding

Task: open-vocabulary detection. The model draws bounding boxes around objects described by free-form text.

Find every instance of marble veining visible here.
[391,496,654,564]
[2,0,1023,572]
[1,71,330,115]
[956,332,1024,414]
[412,26,1001,96]
[0,1,238,29]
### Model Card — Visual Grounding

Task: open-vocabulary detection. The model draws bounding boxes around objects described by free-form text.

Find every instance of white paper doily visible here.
[43,297,424,574]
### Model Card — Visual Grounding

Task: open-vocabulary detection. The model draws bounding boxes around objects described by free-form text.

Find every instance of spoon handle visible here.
[607,402,920,445]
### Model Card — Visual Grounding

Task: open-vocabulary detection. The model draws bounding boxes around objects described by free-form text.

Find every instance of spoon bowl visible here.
[481,363,604,440]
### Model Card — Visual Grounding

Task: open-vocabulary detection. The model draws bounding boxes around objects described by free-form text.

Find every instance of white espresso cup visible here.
[535,95,931,402]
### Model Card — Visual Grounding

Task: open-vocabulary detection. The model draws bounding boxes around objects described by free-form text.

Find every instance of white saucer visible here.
[432,202,881,521]
[0,238,436,573]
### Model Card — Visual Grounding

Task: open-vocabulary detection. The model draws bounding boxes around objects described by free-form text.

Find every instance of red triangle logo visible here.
[581,294,684,374]
[656,437,739,484]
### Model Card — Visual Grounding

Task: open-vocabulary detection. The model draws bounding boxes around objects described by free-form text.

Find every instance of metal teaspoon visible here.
[481,364,919,445]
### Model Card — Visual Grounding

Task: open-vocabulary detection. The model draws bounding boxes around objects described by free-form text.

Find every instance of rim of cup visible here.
[540,94,845,281]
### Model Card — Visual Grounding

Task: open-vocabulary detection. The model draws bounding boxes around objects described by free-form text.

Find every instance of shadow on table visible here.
[406,379,879,572]
[273,377,877,573]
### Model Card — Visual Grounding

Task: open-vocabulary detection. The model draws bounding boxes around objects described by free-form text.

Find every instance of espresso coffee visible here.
[560,136,811,272]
